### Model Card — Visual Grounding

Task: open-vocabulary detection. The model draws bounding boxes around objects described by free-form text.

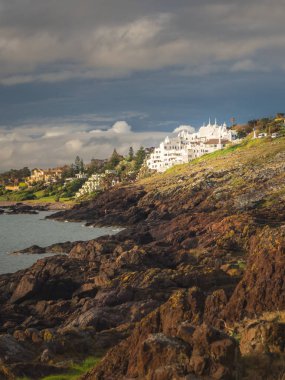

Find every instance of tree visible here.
[248,119,258,129]
[74,156,84,173]
[0,167,31,185]
[134,146,146,171]
[128,146,134,161]
[106,149,122,170]
[87,159,106,175]
[61,165,75,179]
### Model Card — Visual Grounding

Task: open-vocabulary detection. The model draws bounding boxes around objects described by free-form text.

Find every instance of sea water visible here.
[0,211,120,275]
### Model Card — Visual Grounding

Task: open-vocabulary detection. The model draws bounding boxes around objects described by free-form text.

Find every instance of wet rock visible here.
[5,203,45,214]
[13,241,78,255]
[13,245,46,254]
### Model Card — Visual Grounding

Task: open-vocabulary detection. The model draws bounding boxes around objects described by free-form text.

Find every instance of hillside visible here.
[1,137,285,380]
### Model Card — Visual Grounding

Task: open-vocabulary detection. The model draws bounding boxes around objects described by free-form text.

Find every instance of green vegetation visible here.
[0,167,30,186]
[0,145,148,203]
[41,356,100,379]
[16,356,100,380]
[140,135,285,200]
[164,134,285,176]
[237,260,246,270]
[0,190,36,201]
[233,113,285,138]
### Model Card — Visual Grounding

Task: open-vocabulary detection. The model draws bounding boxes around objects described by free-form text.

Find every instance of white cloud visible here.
[110,121,132,134]
[65,139,83,152]
[173,125,195,133]
[0,121,169,170]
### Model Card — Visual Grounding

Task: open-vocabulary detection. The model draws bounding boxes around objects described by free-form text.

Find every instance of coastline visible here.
[0,200,74,210]
[1,139,285,379]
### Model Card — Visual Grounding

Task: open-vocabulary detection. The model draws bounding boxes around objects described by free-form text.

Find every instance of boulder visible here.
[0,334,34,362]
[189,324,238,379]
[136,333,190,379]
[239,320,285,355]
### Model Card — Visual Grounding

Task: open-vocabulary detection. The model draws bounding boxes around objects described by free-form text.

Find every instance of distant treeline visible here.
[0,167,31,185]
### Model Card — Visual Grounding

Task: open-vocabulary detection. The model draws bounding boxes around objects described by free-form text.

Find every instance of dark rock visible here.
[13,245,46,254]
[0,334,34,362]
[13,241,79,255]
[40,348,54,363]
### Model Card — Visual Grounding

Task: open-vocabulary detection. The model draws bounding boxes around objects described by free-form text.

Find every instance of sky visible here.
[0,0,285,169]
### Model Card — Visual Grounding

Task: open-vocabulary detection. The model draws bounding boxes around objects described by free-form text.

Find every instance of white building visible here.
[75,172,88,179]
[75,170,119,198]
[64,172,88,187]
[76,174,104,197]
[147,120,237,172]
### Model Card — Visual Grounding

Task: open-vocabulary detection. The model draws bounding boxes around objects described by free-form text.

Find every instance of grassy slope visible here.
[139,136,285,194]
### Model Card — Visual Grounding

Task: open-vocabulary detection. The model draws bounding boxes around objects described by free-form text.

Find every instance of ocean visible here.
[0,211,120,275]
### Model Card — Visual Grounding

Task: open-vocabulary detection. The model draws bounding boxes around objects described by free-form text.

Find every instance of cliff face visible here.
[1,138,285,379]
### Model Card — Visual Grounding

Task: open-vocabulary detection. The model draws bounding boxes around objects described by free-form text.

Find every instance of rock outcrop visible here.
[83,289,239,380]
[1,138,285,379]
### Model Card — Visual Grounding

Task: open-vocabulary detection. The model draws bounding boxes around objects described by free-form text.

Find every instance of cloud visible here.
[110,121,132,134]
[0,0,284,85]
[0,120,169,170]
[173,125,195,134]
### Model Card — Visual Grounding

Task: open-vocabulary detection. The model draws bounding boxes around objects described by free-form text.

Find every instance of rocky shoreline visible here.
[0,201,73,213]
[10,241,80,255]
[1,140,285,379]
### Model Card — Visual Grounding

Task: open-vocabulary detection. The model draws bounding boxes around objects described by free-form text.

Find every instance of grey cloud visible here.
[0,121,170,170]
[0,0,284,84]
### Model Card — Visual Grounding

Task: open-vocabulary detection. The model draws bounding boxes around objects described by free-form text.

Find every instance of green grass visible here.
[148,140,247,178]
[34,196,60,203]
[188,136,272,165]
[41,357,100,380]
[29,196,74,204]
[17,356,100,380]
[34,190,46,198]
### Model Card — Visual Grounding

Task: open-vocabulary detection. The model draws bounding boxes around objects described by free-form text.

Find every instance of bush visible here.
[9,191,36,201]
